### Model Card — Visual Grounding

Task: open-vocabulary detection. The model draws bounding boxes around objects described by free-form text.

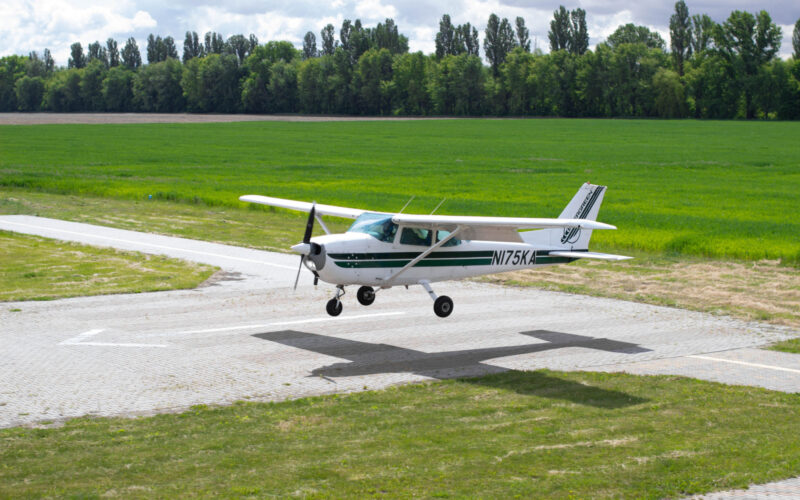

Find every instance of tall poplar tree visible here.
[670,0,692,75]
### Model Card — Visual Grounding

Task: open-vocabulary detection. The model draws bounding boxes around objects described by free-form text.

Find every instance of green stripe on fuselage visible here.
[334,258,493,269]
[328,251,494,261]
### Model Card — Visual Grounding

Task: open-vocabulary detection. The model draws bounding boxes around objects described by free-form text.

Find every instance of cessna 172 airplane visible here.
[240,183,630,318]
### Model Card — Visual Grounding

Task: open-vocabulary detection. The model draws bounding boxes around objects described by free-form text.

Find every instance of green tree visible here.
[14,75,45,111]
[121,38,142,69]
[354,48,393,114]
[180,54,240,112]
[303,32,318,59]
[68,42,86,69]
[134,58,185,112]
[43,70,83,111]
[321,24,336,56]
[670,1,692,75]
[607,24,666,50]
[391,52,431,115]
[515,17,530,52]
[691,14,715,54]
[102,66,135,111]
[577,44,613,116]
[228,34,252,63]
[607,43,667,116]
[435,14,455,58]
[183,31,203,62]
[107,39,120,67]
[713,10,782,119]
[25,52,47,78]
[81,59,107,111]
[484,14,516,76]
[652,67,687,117]
[430,54,486,115]
[549,6,571,52]
[501,48,535,114]
[0,55,26,111]
[372,19,408,54]
[569,8,589,55]
[793,19,800,59]
[268,60,299,113]
[684,54,740,118]
[87,41,108,67]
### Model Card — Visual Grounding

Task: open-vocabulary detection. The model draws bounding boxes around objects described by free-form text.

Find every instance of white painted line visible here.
[144,311,407,338]
[60,329,168,348]
[60,329,104,345]
[0,219,296,270]
[688,355,800,375]
[269,311,406,326]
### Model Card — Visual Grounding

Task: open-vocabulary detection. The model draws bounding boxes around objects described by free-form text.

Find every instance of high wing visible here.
[239,195,367,219]
[392,214,616,231]
[392,214,616,243]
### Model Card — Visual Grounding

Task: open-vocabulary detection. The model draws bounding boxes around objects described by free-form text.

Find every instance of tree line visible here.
[2,3,799,119]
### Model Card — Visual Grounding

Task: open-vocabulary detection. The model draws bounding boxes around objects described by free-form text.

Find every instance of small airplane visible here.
[240,183,631,318]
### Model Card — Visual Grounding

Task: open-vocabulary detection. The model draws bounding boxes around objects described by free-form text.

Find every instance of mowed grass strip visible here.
[2,371,800,498]
[1,119,799,263]
[0,230,217,302]
[770,339,800,354]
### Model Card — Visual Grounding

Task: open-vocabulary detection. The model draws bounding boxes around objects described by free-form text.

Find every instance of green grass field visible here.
[0,230,216,302]
[1,119,799,263]
[3,371,800,498]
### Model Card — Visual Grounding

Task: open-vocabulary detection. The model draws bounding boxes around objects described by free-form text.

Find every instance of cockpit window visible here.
[347,213,397,242]
[436,230,461,247]
[400,227,432,246]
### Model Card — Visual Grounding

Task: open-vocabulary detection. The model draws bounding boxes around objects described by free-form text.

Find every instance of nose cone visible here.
[291,242,311,255]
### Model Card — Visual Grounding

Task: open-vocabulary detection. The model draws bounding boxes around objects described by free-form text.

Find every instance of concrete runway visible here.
[2,214,797,431]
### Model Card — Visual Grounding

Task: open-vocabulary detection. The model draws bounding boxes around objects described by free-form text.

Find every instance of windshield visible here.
[347,213,398,242]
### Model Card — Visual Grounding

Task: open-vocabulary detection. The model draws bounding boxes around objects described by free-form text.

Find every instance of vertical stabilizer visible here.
[521,183,606,250]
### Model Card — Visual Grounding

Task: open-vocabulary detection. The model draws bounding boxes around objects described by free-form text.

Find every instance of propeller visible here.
[292,204,316,290]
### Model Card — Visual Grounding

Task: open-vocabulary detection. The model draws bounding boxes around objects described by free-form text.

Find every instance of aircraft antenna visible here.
[430,198,446,215]
[398,195,415,214]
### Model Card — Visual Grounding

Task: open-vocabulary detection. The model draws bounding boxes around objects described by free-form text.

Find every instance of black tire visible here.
[326,298,343,317]
[357,286,375,306]
[433,296,453,318]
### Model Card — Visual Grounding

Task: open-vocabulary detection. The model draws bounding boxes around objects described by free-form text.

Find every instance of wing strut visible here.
[380,227,462,289]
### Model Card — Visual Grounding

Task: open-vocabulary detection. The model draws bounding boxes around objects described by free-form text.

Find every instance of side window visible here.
[437,230,461,247]
[400,227,432,246]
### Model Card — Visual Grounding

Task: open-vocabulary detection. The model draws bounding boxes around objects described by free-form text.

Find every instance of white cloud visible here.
[1,0,798,65]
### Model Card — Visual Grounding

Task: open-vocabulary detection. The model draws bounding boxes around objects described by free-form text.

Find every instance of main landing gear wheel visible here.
[433,296,453,318]
[326,298,343,316]
[357,286,376,306]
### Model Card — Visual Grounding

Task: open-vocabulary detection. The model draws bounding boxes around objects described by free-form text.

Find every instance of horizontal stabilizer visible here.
[548,251,632,261]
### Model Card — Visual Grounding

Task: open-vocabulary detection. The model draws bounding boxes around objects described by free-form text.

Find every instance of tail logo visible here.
[561,186,604,244]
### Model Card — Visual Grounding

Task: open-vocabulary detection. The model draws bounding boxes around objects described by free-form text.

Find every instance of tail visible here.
[522,183,606,250]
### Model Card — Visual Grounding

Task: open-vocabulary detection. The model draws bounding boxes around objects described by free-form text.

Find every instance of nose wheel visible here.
[326,285,345,316]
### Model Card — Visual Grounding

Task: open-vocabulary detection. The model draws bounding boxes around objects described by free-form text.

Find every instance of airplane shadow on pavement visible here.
[252,330,651,408]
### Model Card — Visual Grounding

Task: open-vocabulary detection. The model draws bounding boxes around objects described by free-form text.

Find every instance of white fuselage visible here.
[310,232,576,288]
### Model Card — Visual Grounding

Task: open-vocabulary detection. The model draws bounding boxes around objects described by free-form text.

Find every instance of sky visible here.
[1,0,797,66]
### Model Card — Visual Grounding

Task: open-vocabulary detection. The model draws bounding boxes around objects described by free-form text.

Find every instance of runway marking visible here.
[146,311,407,338]
[0,219,296,270]
[60,329,169,348]
[270,311,406,326]
[688,355,800,375]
